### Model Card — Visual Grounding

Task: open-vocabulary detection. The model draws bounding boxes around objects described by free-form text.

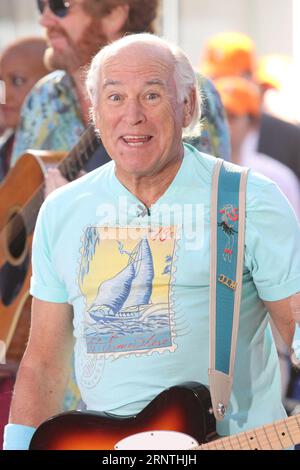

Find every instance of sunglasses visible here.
[37,0,72,18]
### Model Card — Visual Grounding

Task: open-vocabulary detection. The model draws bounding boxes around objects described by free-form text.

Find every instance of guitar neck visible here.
[198,414,300,450]
[57,126,100,181]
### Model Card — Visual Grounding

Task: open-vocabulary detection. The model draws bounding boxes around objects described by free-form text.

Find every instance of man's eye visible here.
[109,94,121,102]
[12,76,27,87]
[147,93,159,100]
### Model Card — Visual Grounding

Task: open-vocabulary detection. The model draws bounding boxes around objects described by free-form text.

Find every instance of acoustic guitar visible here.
[0,126,106,360]
[29,382,300,450]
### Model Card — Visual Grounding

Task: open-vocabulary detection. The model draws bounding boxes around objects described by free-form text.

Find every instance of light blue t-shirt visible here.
[30,144,300,438]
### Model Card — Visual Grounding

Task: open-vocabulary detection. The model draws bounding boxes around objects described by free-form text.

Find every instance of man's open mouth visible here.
[121,135,153,146]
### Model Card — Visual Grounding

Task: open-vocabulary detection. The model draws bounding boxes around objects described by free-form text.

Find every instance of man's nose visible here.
[39,3,59,27]
[124,99,146,125]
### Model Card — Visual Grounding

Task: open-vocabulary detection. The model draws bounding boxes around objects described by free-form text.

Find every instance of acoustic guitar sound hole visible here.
[0,255,30,306]
[0,210,29,306]
[7,211,27,260]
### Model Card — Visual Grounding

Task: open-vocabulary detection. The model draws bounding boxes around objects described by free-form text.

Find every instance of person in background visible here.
[11,0,230,179]
[201,31,256,80]
[200,31,300,182]
[0,37,48,182]
[256,54,300,125]
[0,36,48,450]
[214,75,300,221]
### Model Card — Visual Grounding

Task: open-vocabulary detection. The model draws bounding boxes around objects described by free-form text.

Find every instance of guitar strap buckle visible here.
[217,403,226,418]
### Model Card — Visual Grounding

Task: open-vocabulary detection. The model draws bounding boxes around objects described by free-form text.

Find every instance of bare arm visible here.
[264,295,298,351]
[9,298,74,428]
[290,292,300,325]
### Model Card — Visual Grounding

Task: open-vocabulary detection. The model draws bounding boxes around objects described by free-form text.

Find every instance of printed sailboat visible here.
[88,239,154,321]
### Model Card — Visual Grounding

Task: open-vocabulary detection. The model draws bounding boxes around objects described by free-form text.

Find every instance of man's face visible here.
[40,0,106,72]
[0,50,47,128]
[95,44,191,180]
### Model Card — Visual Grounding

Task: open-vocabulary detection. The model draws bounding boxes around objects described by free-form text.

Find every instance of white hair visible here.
[86,33,201,129]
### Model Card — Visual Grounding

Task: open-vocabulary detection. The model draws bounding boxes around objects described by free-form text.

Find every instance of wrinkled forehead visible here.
[101,43,175,85]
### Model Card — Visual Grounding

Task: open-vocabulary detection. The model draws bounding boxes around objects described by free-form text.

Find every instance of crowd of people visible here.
[0,0,300,451]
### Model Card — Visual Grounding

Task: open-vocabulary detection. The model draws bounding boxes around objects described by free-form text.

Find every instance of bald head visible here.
[0,37,48,128]
[86,33,201,129]
[1,37,48,75]
[85,34,201,185]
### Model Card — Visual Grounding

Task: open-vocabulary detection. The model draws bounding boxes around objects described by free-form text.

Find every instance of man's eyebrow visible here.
[102,78,167,89]
[103,78,166,88]
[145,79,167,87]
[103,79,122,89]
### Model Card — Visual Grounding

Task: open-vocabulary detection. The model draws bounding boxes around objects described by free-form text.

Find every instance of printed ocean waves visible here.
[84,307,171,354]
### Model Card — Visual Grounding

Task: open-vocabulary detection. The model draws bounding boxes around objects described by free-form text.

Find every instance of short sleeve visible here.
[30,199,68,303]
[245,172,300,301]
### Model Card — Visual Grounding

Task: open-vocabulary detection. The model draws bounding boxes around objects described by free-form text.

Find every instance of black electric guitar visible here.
[0,126,109,359]
[29,382,300,450]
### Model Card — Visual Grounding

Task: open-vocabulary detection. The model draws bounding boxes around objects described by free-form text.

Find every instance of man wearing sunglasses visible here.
[11,0,230,176]
[11,1,155,169]
[37,0,81,18]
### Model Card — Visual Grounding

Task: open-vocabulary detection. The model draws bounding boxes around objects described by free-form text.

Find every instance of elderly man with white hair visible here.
[4,34,300,450]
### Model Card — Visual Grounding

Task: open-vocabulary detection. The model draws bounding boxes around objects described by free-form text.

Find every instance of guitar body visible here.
[30,383,216,450]
[0,151,65,357]
[0,127,105,361]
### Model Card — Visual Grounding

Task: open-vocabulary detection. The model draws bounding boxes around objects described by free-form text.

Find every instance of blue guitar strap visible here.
[208,159,249,421]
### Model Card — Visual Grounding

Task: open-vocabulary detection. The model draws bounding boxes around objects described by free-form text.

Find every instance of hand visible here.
[44,168,68,197]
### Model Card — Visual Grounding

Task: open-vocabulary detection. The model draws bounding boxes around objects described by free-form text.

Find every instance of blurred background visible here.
[0,0,298,66]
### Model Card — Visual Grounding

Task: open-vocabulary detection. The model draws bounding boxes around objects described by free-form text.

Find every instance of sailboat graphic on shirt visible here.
[88,238,154,321]
[80,227,177,355]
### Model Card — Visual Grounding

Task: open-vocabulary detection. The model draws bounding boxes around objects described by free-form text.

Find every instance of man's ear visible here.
[183,88,196,128]
[91,106,100,131]
[101,5,130,40]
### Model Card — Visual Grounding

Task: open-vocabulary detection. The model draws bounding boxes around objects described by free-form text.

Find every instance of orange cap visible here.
[255,54,293,90]
[214,76,261,117]
[200,32,256,79]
